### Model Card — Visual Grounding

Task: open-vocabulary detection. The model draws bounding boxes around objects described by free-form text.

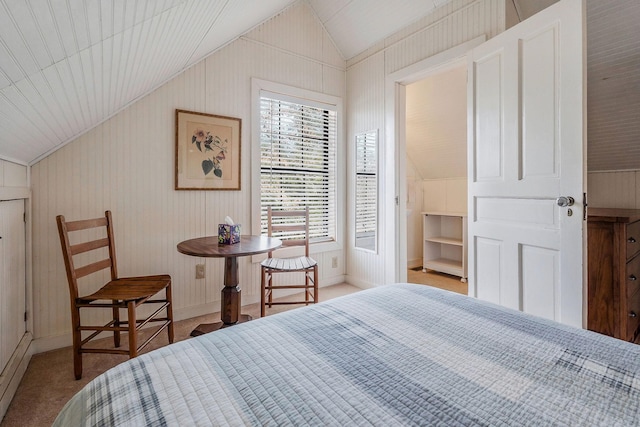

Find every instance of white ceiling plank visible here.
[100,0,114,40]
[0,2,39,78]
[13,78,68,141]
[0,87,54,149]
[0,41,24,85]
[28,0,65,63]
[4,0,52,69]
[50,0,78,56]
[84,0,102,45]
[77,48,96,125]
[0,69,10,90]
[55,57,88,129]
[111,0,125,36]
[27,71,75,138]
[41,62,80,131]
[68,0,90,51]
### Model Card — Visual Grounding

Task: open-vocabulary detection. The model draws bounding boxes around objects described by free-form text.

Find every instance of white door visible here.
[0,200,26,374]
[467,0,585,327]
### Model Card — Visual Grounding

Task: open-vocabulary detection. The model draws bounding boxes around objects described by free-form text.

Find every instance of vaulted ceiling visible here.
[0,0,453,165]
[2,0,639,171]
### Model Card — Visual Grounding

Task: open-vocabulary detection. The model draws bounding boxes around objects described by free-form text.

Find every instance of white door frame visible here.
[384,36,486,284]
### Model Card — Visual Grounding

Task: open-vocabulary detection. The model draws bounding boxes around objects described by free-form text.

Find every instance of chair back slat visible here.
[271,224,306,233]
[75,259,112,280]
[281,239,306,247]
[71,238,110,255]
[270,210,306,218]
[65,217,108,231]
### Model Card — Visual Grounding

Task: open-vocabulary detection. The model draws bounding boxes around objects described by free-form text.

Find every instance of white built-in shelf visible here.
[424,258,464,276]
[424,236,463,246]
[422,212,468,282]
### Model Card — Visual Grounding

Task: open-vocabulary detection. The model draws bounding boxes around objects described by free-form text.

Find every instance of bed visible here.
[54,283,640,426]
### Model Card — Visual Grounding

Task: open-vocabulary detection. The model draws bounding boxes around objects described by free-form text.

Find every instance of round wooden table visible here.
[177,235,282,336]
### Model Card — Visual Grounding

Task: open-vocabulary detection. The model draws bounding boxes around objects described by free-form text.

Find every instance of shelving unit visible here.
[422,212,467,282]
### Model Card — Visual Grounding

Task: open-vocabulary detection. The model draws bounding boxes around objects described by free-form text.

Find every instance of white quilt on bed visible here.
[54,283,640,426]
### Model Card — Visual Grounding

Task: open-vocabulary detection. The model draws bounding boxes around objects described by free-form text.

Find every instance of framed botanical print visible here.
[175,109,241,190]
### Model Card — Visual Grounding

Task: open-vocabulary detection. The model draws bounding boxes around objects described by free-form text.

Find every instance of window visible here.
[259,92,337,243]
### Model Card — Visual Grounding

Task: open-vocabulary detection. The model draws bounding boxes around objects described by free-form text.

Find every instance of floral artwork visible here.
[175,109,241,190]
[192,128,227,178]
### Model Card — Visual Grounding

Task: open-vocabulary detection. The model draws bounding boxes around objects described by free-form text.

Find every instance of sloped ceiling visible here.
[0,0,453,166]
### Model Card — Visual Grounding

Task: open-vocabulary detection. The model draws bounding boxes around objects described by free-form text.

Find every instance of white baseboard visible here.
[407,258,422,269]
[0,332,33,422]
[33,276,348,354]
[344,275,377,289]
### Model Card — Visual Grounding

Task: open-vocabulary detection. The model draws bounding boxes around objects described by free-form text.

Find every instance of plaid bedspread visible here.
[53,284,640,426]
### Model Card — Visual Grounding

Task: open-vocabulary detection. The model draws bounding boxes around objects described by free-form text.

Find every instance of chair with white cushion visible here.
[260,207,318,316]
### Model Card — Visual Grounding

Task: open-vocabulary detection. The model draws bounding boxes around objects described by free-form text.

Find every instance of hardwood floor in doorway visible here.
[407,268,467,295]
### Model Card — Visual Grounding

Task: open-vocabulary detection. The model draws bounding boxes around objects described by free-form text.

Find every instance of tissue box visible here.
[218,224,241,244]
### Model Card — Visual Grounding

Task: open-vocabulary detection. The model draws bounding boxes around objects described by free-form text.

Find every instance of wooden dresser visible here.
[588,208,640,342]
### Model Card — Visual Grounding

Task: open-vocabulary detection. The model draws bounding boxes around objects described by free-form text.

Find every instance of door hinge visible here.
[23,212,26,223]
[24,311,27,322]
[583,192,588,221]
[395,196,399,206]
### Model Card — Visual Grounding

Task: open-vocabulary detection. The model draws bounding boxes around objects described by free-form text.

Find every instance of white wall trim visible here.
[0,187,30,201]
[344,275,377,289]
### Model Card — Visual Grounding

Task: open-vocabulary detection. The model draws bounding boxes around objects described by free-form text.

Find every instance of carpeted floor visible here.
[1,284,361,427]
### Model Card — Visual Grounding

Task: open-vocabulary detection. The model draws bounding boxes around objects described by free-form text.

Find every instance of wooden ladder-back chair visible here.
[56,210,174,380]
[261,207,318,316]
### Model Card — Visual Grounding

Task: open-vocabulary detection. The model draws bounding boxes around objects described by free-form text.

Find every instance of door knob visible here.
[556,196,575,207]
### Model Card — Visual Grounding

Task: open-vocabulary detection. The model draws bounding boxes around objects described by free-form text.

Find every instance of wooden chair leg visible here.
[261,267,266,317]
[72,307,83,380]
[112,300,121,348]
[166,285,174,343]
[314,265,318,303]
[305,272,310,305]
[128,302,138,358]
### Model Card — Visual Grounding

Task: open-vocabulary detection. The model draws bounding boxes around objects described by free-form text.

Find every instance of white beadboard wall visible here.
[30,2,346,349]
[0,160,28,188]
[346,0,504,288]
[588,171,640,209]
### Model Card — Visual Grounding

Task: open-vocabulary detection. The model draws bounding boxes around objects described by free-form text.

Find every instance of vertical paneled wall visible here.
[588,171,640,209]
[346,0,504,287]
[30,2,346,349]
[0,160,28,188]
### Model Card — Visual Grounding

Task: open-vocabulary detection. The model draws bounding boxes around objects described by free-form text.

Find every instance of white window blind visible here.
[260,94,337,242]
[356,131,377,236]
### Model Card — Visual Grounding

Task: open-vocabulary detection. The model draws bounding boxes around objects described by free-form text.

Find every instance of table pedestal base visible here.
[190,314,253,337]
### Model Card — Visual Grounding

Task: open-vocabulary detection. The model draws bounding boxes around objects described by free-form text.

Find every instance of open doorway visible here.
[405,63,468,295]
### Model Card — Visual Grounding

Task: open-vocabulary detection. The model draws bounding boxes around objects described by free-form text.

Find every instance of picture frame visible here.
[175,109,241,190]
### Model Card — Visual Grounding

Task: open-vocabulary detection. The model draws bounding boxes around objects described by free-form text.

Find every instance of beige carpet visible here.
[1,284,360,427]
